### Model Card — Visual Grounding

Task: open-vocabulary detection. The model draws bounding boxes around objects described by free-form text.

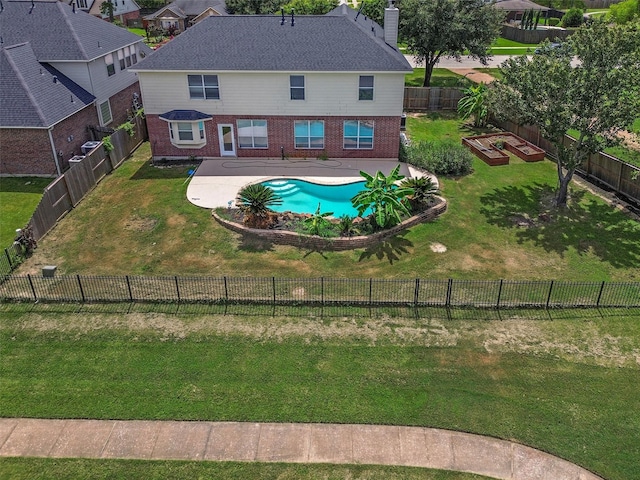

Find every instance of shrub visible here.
[609,0,638,24]
[407,141,473,177]
[547,17,560,26]
[237,184,282,228]
[561,8,584,27]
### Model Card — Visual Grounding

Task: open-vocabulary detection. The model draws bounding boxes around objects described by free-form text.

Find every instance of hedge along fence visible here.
[1,275,639,308]
[213,197,448,251]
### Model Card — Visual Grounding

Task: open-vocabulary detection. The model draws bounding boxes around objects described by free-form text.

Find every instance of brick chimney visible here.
[384,0,399,48]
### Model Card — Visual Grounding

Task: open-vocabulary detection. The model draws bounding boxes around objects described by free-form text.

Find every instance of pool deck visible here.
[187,158,428,209]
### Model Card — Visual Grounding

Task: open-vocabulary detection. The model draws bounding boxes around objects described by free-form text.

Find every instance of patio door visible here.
[218,124,236,156]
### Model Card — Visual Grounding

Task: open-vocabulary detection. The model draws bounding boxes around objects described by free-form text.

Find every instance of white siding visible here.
[48,62,92,93]
[88,47,142,102]
[138,71,406,117]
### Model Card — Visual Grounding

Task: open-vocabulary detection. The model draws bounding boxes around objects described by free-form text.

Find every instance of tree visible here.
[225,0,282,14]
[399,0,504,87]
[280,0,338,15]
[237,184,282,228]
[457,83,489,128]
[351,165,414,229]
[489,21,640,207]
[608,0,639,24]
[100,0,115,22]
[359,0,388,26]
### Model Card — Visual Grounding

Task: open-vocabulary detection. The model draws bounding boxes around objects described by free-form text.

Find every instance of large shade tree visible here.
[225,0,282,14]
[489,21,640,207]
[400,0,504,87]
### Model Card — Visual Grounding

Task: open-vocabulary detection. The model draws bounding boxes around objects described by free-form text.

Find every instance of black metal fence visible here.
[0,244,23,278]
[1,275,638,309]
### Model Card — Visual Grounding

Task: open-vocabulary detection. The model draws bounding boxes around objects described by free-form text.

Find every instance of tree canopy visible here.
[399,0,504,87]
[226,0,337,14]
[489,21,640,207]
[280,0,338,15]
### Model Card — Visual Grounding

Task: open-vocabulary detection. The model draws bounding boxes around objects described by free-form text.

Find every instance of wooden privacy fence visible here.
[404,87,463,111]
[495,120,640,205]
[0,116,149,277]
[1,275,639,309]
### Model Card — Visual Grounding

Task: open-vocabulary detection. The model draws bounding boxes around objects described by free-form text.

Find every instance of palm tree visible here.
[351,165,414,230]
[237,184,282,228]
[400,176,438,211]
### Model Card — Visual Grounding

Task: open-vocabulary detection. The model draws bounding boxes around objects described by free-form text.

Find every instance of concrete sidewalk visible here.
[0,419,602,480]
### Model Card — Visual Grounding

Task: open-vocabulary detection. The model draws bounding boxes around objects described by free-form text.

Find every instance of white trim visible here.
[218,124,236,156]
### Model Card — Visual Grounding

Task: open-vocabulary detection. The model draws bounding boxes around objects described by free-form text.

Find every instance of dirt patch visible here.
[124,215,158,232]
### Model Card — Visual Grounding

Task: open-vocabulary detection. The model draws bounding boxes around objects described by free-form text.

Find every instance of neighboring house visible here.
[133,3,411,162]
[143,0,226,33]
[89,0,141,24]
[0,0,153,176]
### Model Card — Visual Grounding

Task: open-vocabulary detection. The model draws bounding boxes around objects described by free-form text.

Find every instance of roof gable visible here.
[1,43,95,128]
[0,0,146,61]
[133,12,411,72]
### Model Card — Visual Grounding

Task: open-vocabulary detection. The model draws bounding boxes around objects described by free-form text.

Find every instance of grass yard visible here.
[0,458,493,479]
[0,177,51,247]
[405,68,473,88]
[488,37,536,56]
[16,113,640,281]
[473,67,503,81]
[1,304,639,480]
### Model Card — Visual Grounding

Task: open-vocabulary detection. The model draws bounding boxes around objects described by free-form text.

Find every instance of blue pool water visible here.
[260,179,368,217]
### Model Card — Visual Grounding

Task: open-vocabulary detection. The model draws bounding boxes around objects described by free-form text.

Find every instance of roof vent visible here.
[290,8,294,27]
[29,0,35,14]
[53,75,58,84]
[280,7,285,25]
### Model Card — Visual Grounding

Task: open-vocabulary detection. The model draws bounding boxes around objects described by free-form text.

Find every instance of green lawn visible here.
[405,68,473,88]
[0,177,51,247]
[474,68,503,81]
[127,27,146,37]
[0,458,493,479]
[1,305,639,480]
[488,37,536,56]
[16,114,640,281]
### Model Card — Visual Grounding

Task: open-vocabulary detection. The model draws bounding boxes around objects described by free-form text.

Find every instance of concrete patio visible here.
[186,157,425,209]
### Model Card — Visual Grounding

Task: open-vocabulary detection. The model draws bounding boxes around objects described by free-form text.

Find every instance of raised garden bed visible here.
[463,133,545,165]
[462,137,509,166]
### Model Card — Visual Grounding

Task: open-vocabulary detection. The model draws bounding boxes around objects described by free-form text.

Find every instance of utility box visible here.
[69,155,85,165]
[42,265,57,278]
[400,113,407,131]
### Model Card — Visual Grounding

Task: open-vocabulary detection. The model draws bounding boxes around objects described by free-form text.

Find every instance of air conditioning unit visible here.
[69,155,86,164]
[81,141,102,154]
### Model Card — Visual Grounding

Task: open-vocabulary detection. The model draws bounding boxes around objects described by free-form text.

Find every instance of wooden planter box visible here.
[462,138,509,166]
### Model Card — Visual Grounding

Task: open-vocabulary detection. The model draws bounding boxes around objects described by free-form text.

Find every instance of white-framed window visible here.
[343,120,374,149]
[105,53,115,76]
[98,100,112,125]
[359,75,374,101]
[130,45,137,64]
[77,0,87,8]
[290,75,305,100]
[294,120,324,149]
[188,75,219,100]
[167,121,207,148]
[237,120,268,149]
[118,49,125,70]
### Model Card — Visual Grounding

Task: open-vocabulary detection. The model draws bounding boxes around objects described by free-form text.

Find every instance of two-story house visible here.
[143,0,226,34]
[132,2,411,162]
[0,0,152,176]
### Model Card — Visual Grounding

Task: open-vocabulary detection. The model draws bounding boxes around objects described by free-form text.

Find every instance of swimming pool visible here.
[260,179,368,217]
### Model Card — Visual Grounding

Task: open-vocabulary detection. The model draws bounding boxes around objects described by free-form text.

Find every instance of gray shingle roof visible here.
[1,43,95,128]
[133,11,411,72]
[0,0,146,61]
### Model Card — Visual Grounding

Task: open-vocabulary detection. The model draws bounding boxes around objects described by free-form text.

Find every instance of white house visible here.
[132,2,411,161]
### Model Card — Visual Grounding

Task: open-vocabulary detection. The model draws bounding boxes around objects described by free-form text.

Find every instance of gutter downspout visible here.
[48,127,62,176]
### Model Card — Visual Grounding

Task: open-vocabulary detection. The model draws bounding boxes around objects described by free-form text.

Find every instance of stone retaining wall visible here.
[213,197,447,251]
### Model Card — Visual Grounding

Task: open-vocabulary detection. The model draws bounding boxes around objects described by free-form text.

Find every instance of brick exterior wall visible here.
[108,81,142,127]
[0,81,141,176]
[0,128,57,176]
[51,105,101,172]
[147,115,402,161]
